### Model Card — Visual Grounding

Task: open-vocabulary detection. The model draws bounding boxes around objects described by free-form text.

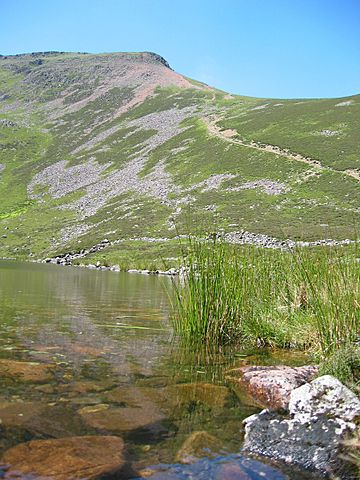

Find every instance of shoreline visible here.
[1,229,357,277]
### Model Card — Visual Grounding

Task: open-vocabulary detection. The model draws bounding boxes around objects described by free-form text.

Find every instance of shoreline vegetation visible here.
[171,237,360,391]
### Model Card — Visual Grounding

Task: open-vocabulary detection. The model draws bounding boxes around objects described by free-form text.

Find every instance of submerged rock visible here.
[164,383,231,411]
[68,380,113,394]
[0,402,89,439]
[0,402,46,428]
[243,375,360,477]
[105,385,160,406]
[136,454,288,479]
[227,365,318,409]
[70,343,106,357]
[105,383,231,417]
[0,359,54,383]
[78,383,232,439]
[78,402,166,433]
[175,431,222,464]
[1,435,128,479]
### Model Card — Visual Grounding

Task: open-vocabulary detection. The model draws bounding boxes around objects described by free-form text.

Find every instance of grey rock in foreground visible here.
[243,375,360,478]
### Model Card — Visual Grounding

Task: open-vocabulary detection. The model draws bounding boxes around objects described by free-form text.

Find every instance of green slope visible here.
[0,51,359,267]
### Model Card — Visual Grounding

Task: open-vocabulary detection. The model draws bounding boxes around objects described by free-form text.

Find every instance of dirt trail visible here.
[345,169,360,181]
[204,118,359,183]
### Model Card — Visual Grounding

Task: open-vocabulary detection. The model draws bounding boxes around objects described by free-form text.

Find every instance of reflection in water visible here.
[0,261,317,479]
[0,261,172,377]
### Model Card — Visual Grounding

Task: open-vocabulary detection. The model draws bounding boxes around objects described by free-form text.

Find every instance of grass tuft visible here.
[319,345,360,391]
[171,237,360,357]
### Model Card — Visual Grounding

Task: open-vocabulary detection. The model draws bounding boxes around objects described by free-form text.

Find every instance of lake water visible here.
[0,260,318,479]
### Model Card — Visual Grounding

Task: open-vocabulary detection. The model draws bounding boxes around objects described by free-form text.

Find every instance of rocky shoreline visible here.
[35,230,359,276]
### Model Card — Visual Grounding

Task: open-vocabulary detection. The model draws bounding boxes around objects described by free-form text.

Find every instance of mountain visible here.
[0,51,359,267]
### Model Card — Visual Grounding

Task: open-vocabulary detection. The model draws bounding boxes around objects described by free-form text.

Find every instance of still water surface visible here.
[0,261,317,479]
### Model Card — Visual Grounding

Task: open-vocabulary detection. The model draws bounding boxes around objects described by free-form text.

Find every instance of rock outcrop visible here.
[243,375,360,477]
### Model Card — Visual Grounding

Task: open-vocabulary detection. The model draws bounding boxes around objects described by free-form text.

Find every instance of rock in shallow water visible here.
[1,436,129,479]
[227,365,318,409]
[0,359,54,383]
[78,403,166,433]
[243,375,360,477]
[0,402,90,439]
[0,402,46,429]
[164,383,231,411]
[175,431,222,464]
[136,454,288,479]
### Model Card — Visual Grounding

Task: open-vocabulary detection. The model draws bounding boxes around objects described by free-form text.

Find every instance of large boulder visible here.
[243,375,360,477]
[227,365,318,409]
[1,435,129,479]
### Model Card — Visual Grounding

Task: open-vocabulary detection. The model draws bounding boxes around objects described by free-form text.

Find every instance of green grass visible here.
[319,345,360,391]
[171,238,360,357]
[219,95,360,171]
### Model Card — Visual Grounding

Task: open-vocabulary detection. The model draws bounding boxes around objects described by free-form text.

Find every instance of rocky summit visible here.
[0,51,359,267]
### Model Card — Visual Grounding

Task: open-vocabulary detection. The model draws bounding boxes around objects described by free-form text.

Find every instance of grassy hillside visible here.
[0,51,359,267]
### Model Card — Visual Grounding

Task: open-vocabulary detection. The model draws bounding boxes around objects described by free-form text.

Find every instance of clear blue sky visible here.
[1,0,359,98]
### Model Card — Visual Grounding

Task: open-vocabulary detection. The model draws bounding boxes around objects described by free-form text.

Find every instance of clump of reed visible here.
[171,237,360,357]
[319,345,360,392]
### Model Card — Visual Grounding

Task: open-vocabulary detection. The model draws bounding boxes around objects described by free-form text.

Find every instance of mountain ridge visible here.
[2,51,358,99]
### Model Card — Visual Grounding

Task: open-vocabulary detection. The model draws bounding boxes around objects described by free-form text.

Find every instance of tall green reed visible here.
[171,237,360,356]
